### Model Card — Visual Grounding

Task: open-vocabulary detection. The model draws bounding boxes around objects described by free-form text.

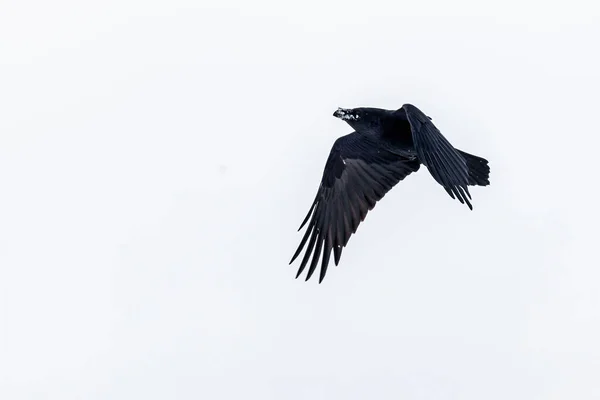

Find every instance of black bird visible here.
[290,104,490,283]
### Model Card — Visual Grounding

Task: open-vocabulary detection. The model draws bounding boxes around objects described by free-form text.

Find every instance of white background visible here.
[1,1,599,399]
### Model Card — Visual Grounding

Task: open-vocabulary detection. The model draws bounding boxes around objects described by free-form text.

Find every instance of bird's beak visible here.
[333,107,351,120]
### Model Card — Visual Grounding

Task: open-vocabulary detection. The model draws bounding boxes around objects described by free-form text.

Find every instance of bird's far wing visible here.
[400,103,473,209]
[290,132,420,283]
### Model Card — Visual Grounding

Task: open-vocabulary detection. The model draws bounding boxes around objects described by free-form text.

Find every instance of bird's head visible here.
[333,107,387,133]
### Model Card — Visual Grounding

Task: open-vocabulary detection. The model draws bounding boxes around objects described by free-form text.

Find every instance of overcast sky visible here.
[1,1,599,399]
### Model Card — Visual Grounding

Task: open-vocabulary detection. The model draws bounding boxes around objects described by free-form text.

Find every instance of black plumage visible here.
[290,103,490,283]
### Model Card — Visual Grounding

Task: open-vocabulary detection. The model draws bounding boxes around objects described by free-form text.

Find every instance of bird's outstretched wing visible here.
[290,132,420,283]
[400,103,473,209]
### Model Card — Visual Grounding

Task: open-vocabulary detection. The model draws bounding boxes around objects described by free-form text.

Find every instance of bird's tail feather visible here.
[456,150,490,187]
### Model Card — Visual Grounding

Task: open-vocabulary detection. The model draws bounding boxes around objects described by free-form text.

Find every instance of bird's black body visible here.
[290,104,490,283]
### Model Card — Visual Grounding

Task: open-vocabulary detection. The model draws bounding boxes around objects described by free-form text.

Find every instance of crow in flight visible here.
[290,104,490,283]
